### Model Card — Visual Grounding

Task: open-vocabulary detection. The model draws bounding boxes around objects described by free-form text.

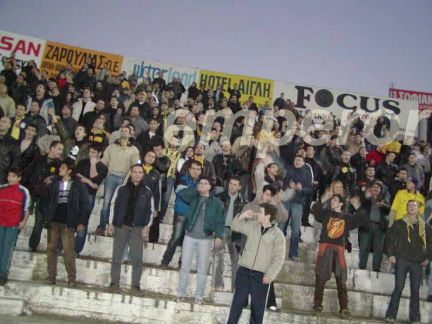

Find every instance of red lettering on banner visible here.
[0,35,41,56]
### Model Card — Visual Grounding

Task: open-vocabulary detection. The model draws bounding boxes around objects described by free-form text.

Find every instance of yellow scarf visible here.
[143,164,153,174]
[403,215,426,250]
[194,155,205,167]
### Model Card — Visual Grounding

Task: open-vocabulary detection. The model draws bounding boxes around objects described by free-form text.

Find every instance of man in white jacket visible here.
[72,87,95,123]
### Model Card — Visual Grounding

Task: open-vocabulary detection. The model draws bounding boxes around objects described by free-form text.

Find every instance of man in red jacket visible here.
[0,167,31,285]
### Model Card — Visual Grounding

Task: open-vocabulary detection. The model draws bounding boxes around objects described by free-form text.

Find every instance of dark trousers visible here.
[358,224,385,271]
[314,252,348,311]
[385,258,422,322]
[227,266,270,324]
[302,192,313,225]
[29,197,44,250]
[47,223,76,283]
[161,213,185,266]
[266,282,277,308]
[110,225,144,287]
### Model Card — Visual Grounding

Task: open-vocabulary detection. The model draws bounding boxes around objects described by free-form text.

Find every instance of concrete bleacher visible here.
[1,198,432,323]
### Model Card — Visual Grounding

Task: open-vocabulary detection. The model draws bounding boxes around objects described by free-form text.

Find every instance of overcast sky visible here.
[0,0,431,96]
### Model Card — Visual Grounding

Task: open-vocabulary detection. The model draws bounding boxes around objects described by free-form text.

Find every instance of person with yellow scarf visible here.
[384,200,432,323]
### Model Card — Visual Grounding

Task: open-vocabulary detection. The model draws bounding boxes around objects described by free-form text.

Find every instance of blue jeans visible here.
[227,266,270,324]
[177,235,213,300]
[160,176,175,220]
[0,226,19,282]
[98,174,124,230]
[385,258,422,322]
[74,194,96,254]
[278,202,303,258]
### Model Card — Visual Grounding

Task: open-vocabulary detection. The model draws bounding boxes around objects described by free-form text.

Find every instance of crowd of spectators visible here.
[1,55,432,323]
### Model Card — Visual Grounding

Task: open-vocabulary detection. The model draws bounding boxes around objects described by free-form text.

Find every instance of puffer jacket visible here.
[231,216,286,281]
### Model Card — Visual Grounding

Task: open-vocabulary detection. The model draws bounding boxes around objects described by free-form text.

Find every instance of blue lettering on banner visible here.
[132,60,197,87]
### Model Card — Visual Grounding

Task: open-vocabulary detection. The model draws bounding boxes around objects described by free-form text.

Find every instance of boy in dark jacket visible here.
[384,200,432,323]
[43,161,91,286]
[107,164,154,292]
[176,176,225,304]
[311,188,366,318]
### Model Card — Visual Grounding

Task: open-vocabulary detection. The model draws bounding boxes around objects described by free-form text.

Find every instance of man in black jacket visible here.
[214,176,246,292]
[26,140,64,252]
[385,200,432,323]
[212,139,244,194]
[43,162,91,286]
[358,182,390,272]
[0,116,19,184]
[107,164,154,292]
[375,152,398,188]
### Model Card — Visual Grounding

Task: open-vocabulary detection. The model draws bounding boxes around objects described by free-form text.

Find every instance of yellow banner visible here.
[199,70,273,106]
[41,41,123,77]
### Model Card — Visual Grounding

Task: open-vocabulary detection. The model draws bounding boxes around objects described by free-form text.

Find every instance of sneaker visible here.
[427,295,432,302]
[176,297,185,303]
[214,286,224,292]
[384,317,395,323]
[132,285,141,291]
[312,305,323,313]
[67,281,77,288]
[339,309,351,319]
[194,298,203,305]
[95,228,106,236]
[267,306,280,312]
[108,283,120,292]
[160,263,169,269]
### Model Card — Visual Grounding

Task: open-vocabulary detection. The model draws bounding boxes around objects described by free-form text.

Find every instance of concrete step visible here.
[10,249,432,323]
[0,280,387,324]
[0,294,24,316]
[9,250,226,299]
[278,260,429,300]
[274,281,432,323]
[15,224,386,276]
[10,250,282,307]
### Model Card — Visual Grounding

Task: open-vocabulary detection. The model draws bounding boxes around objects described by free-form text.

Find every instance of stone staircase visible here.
[1,197,431,323]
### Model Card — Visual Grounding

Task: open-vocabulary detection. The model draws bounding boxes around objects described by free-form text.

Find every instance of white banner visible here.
[273,80,419,137]
[122,57,199,89]
[0,30,46,72]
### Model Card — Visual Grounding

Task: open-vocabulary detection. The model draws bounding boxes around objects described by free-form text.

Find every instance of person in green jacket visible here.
[176,175,224,304]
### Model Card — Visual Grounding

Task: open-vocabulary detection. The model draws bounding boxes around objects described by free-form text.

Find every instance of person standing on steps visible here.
[175,176,225,305]
[160,160,202,268]
[0,167,31,285]
[96,125,140,236]
[226,203,286,324]
[107,164,154,293]
[43,161,91,287]
[384,200,432,324]
[213,175,246,292]
[310,188,366,319]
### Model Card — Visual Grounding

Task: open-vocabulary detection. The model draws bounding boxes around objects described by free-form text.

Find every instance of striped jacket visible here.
[0,183,31,227]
